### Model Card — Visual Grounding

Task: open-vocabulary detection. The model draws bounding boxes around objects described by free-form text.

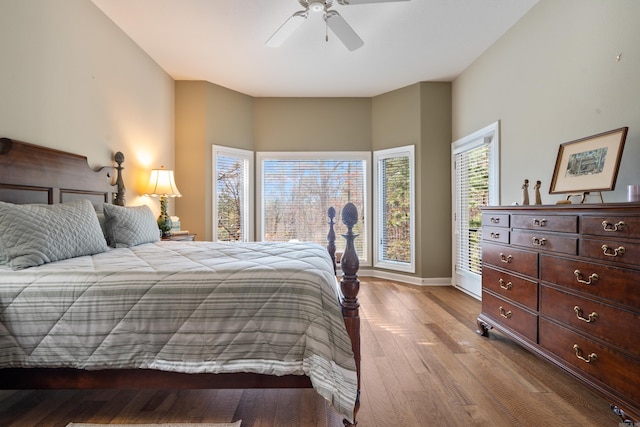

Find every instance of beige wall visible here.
[372,82,452,279]
[175,81,254,240]
[419,83,452,278]
[453,0,640,205]
[180,82,452,280]
[18,0,628,282]
[177,92,373,241]
[254,98,372,151]
[0,0,175,214]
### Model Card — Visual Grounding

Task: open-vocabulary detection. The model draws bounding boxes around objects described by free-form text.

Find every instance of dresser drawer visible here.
[539,319,640,402]
[482,212,509,228]
[483,265,537,310]
[540,285,639,356]
[482,291,537,342]
[482,242,538,278]
[482,226,509,244]
[580,238,640,266]
[512,214,578,233]
[539,255,640,309]
[582,215,640,239]
[511,230,578,256]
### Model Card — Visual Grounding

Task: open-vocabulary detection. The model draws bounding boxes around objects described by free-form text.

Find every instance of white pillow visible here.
[103,204,160,248]
[0,199,109,270]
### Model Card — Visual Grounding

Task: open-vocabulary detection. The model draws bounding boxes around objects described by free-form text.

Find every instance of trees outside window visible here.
[257,152,370,263]
[212,145,253,242]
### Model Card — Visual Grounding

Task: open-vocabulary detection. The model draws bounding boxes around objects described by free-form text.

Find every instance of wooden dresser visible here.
[477,203,640,423]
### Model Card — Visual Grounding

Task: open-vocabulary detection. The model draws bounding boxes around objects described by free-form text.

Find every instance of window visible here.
[257,152,370,263]
[373,145,415,273]
[212,145,254,242]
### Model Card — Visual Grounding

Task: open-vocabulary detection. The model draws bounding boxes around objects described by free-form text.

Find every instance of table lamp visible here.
[144,167,182,237]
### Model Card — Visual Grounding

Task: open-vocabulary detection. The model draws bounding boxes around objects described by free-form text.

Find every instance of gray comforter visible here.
[0,241,357,421]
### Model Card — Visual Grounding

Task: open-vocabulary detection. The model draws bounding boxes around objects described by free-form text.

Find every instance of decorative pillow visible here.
[96,211,108,239]
[0,199,109,270]
[103,203,160,248]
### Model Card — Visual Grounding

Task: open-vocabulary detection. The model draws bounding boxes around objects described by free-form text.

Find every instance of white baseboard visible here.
[339,267,451,287]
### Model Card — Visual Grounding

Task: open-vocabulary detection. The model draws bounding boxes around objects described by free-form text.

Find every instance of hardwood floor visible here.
[0,278,624,426]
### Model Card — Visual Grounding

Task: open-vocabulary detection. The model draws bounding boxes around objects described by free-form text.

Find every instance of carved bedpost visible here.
[340,202,361,427]
[327,207,337,274]
[113,151,126,206]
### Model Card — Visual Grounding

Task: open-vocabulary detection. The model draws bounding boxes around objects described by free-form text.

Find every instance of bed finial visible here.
[327,207,337,274]
[0,138,12,155]
[113,151,126,206]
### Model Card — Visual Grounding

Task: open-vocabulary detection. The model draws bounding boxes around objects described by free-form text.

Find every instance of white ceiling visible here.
[91,0,539,97]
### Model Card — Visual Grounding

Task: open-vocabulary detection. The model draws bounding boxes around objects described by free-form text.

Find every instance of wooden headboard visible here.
[0,137,125,210]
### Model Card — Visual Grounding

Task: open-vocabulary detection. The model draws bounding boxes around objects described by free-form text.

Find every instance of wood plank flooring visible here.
[0,278,624,426]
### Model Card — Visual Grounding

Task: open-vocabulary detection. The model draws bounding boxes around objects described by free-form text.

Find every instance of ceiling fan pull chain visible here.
[325,19,329,42]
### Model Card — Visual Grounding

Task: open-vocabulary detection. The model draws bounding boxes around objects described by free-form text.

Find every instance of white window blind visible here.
[213,145,253,242]
[257,152,369,261]
[455,144,489,275]
[373,145,415,273]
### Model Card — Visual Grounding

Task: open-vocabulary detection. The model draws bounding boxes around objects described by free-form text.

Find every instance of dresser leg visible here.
[476,318,493,337]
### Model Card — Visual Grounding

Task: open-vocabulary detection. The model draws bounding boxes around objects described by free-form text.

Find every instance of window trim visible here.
[212,145,254,242]
[373,145,415,273]
[256,151,372,265]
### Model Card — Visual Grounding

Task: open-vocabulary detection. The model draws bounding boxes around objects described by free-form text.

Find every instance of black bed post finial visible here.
[0,138,12,155]
[341,202,360,289]
[327,207,337,274]
[340,202,361,427]
[113,151,126,206]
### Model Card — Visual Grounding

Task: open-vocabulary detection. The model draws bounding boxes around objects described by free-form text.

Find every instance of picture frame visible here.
[549,127,628,195]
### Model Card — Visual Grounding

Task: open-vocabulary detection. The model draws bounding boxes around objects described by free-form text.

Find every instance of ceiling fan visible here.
[266,0,410,51]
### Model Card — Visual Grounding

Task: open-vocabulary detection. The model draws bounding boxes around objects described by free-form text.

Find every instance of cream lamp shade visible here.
[144,167,182,198]
[144,167,181,237]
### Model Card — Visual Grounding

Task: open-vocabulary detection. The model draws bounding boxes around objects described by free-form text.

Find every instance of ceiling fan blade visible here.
[325,10,364,51]
[266,10,308,47]
[337,0,409,4]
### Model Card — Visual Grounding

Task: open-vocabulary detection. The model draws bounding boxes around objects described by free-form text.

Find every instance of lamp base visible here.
[157,215,172,238]
[157,196,173,238]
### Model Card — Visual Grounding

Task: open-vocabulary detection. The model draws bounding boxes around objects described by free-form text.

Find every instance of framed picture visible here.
[549,127,628,194]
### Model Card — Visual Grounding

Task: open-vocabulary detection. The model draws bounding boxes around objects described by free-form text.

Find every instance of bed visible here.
[0,138,361,426]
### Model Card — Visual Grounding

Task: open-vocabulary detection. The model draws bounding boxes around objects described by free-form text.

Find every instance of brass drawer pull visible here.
[601,244,625,257]
[602,220,625,232]
[499,253,513,264]
[533,218,547,227]
[531,236,547,246]
[574,306,599,323]
[499,306,512,319]
[499,278,513,290]
[574,270,599,285]
[490,217,501,224]
[573,344,598,363]
[490,232,500,239]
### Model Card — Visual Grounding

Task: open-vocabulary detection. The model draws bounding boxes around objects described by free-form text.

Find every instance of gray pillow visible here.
[96,211,108,239]
[0,199,109,270]
[103,204,160,248]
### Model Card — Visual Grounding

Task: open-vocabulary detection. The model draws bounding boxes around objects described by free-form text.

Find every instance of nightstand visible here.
[162,233,196,241]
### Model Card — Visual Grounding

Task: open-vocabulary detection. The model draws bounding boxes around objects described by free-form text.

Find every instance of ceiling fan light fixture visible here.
[309,0,325,13]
